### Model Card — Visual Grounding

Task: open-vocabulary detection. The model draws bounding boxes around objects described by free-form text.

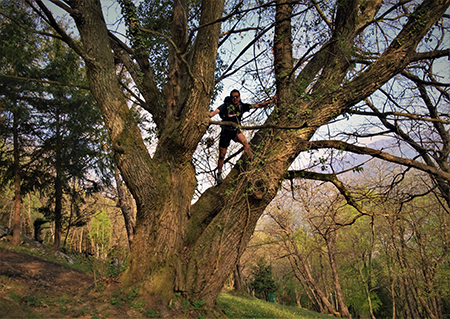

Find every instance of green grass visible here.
[217,292,332,319]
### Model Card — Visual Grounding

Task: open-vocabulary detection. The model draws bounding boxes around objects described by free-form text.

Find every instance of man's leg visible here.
[218,147,227,173]
[236,133,253,159]
[216,147,227,184]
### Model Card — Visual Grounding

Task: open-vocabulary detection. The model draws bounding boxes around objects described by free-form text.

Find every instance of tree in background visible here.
[0,0,44,245]
[0,1,111,249]
[37,35,113,250]
[248,257,277,301]
[249,159,449,318]
[2,0,449,314]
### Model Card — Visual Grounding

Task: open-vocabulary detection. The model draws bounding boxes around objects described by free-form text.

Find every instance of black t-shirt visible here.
[218,102,251,125]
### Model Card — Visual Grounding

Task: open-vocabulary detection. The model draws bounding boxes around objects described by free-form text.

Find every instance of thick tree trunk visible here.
[64,0,450,313]
[68,0,224,310]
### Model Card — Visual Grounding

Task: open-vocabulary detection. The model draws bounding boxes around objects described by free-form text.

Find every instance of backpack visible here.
[219,96,233,120]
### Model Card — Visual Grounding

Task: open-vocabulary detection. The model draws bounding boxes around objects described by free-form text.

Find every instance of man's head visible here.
[230,89,240,106]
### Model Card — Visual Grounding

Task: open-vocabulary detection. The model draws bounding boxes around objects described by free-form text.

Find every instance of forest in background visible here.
[1,154,449,319]
[1,0,449,318]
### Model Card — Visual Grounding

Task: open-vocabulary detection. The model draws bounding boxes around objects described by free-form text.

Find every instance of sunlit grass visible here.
[218,292,332,319]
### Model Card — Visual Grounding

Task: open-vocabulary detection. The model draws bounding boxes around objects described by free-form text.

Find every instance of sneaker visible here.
[216,172,223,185]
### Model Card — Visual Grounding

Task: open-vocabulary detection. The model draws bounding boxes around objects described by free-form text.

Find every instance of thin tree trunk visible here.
[25,193,32,237]
[391,220,418,319]
[53,113,63,251]
[288,254,323,313]
[325,231,350,318]
[53,172,63,250]
[289,236,336,315]
[391,280,396,319]
[11,111,22,246]
[233,262,243,292]
[114,170,134,249]
[63,195,74,248]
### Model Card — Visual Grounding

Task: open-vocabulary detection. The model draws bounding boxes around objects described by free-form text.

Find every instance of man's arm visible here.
[209,108,220,118]
[252,95,277,109]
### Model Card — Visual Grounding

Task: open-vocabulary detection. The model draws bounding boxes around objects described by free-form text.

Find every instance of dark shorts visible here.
[219,127,241,148]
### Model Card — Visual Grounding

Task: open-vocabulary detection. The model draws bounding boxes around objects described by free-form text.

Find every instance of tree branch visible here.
[311,0,333,31]
[302,140,450,181]
[34,0,87,61]
[408,48,450,65]
[401,69,450,88]
[348,110,450,124]
[136,25,194,81]
[0,11,63,41]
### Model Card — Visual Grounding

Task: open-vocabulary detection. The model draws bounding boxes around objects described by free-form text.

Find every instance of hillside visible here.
[0,241,332,319]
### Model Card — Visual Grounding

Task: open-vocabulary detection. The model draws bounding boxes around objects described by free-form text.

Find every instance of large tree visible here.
[5,0,449,314]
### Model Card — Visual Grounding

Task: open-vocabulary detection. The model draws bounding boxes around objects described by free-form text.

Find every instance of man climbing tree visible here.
[209,89,276,184]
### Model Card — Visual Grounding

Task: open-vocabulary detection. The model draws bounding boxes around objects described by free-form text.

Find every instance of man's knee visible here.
[219,148,227,159]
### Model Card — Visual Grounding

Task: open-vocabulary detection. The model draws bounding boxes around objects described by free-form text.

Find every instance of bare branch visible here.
[219,27,260,38]
[215,52,265,84]
[348,110,450,124]
[311,0,333,31]
[302,140,450,181]
[46,0,75,15]
[408,48,450,65]
[401,69,450,88]
[136,25,194,81]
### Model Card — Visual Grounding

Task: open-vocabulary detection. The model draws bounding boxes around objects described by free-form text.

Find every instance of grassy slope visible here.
[218,292,333,319]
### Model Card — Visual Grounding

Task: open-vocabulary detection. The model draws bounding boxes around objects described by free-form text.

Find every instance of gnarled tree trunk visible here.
[58,0,450,313]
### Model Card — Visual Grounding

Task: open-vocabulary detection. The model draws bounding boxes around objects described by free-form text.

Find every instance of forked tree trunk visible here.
[64,0,450,313]
[288,235,336,315]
